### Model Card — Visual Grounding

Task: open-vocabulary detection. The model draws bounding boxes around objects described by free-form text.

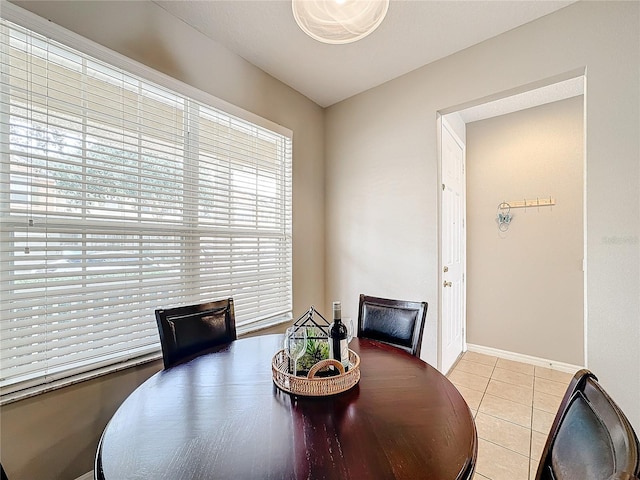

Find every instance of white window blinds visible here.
[0,18,293,397]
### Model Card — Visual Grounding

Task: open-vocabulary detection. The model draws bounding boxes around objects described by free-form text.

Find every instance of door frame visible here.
[436,73,587,372]
[437,114,467,374]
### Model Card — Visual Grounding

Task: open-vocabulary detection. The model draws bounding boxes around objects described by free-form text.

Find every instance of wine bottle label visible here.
[330,338,349,366]
[340,339,349,370]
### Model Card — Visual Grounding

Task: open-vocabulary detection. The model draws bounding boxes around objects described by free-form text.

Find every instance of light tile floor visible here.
[446,351,577,480]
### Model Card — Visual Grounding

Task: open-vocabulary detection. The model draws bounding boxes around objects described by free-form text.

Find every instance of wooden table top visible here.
[95,334,476,480]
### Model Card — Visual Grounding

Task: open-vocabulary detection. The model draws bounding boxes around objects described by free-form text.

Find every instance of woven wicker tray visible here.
[272,349,361,396]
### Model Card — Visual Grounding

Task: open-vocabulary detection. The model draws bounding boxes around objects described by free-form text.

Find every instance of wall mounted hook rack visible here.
[506,196,555,209]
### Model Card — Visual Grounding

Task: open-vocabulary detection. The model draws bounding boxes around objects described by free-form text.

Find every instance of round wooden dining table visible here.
[95,334,476,480]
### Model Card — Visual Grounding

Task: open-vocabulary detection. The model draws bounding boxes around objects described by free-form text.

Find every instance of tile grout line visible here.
[491,358,533,471]
[475,355,496,479]
[465,353,534,480]
[530,374,535,480]
[476,358,497,419]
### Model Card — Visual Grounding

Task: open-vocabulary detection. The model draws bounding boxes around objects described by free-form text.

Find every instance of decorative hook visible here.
[497,202,513,232]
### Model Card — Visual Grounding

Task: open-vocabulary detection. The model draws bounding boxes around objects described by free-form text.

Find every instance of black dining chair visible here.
[155,298,236,369]
[535,369,640,480]
[1,462,8,480]
[357,294,428,357]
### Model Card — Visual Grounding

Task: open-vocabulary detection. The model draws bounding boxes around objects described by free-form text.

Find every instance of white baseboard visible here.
[75,472,93,480]
[466,343,583,374]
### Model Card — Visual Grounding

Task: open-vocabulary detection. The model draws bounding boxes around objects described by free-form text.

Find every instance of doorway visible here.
[438,74,586,373]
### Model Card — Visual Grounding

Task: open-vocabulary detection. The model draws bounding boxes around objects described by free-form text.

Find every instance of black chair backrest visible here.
[155,298,236,369]
[536,369,640,480]
[357,294,428,357]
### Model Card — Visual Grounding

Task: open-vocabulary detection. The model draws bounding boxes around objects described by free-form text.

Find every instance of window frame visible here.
[0,3,293,404]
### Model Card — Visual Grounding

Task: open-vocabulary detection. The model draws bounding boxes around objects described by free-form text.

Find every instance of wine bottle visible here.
[329,301,349,371]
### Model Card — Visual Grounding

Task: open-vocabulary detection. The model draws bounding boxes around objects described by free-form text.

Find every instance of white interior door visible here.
[440,119,466,374]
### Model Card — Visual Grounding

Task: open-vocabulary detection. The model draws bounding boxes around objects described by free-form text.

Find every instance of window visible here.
[0,15,292,399]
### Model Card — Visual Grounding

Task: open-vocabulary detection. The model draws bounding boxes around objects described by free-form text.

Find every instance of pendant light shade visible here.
[292,0,390,45]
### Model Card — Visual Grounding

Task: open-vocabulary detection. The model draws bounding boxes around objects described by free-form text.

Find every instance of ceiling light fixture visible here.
[292,0,390,45]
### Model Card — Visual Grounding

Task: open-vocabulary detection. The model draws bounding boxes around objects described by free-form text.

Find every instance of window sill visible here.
[1,316,292,406]
[0,351,163,406]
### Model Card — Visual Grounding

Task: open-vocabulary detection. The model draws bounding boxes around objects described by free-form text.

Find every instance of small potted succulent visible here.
[297,328,330,376]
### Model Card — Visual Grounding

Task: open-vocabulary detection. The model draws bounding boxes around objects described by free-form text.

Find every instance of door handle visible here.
[443,281,452,287]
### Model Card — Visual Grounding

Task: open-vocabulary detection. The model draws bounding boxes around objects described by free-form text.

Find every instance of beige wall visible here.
[466,97,584,365]
[325,0,639,429]
[1,1,324,479]
[1,361,162,480]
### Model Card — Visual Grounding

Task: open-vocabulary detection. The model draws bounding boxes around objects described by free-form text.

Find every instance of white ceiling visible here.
[153,0,576,108]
